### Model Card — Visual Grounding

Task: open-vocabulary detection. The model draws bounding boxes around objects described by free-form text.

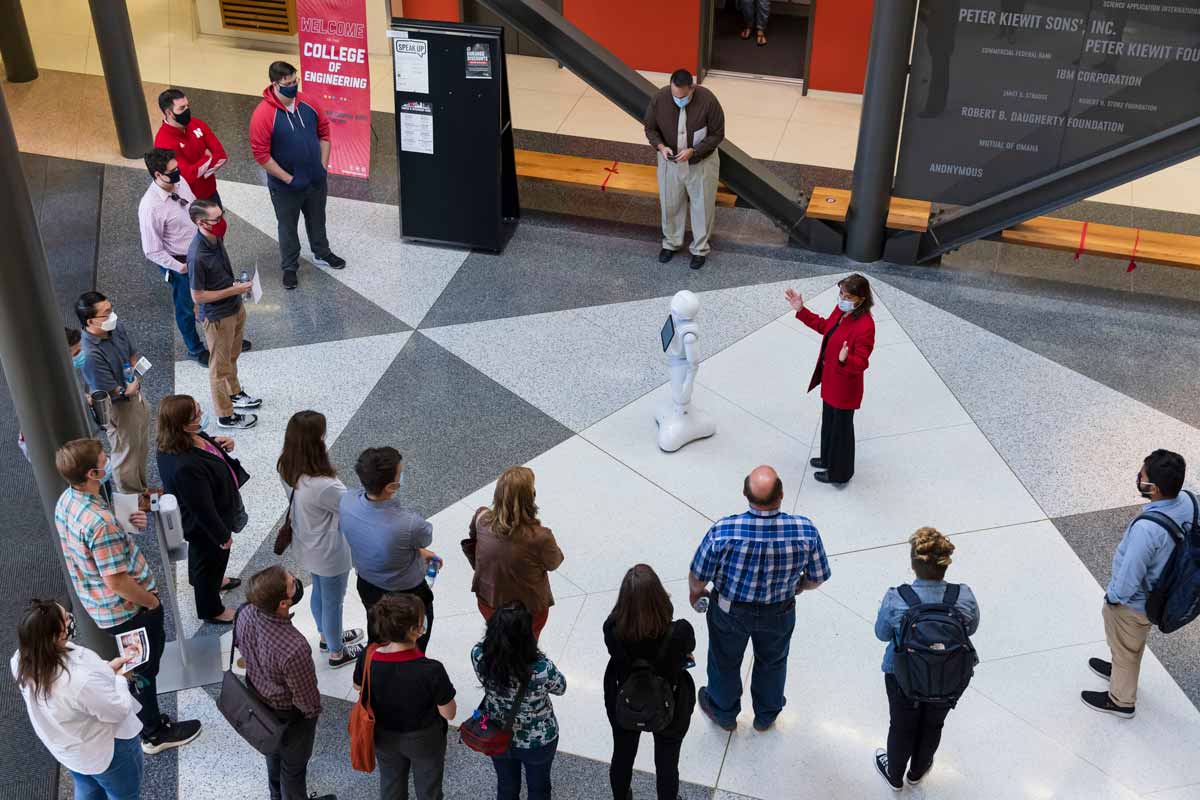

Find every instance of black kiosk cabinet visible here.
[388,18,519,252]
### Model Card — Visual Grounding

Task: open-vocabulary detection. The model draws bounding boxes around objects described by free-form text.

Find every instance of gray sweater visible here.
[285,475,351,576]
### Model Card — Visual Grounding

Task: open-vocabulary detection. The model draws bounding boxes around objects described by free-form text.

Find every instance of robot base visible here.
[655,404,716,452]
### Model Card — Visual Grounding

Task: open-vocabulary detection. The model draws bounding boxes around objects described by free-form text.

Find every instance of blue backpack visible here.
[1139,490,1200,634]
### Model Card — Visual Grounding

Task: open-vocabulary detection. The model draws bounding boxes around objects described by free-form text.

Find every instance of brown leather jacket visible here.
[469,507,565,615]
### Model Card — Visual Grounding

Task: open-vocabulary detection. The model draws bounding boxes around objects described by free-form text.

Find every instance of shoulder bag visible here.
[459,670,531,757]
[217,605,288,754]
[273,489,295,556]
[348,644,378,772]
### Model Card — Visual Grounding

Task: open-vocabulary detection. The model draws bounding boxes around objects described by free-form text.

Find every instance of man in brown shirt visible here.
[643,69,725,270]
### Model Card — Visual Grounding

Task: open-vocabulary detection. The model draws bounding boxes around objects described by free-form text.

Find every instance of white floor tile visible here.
[506,54,589,95]
[722,114,788,161]
[702,75,802,121]
[773,119,858,169]
[510,87,584,134]
[556,95,648,145]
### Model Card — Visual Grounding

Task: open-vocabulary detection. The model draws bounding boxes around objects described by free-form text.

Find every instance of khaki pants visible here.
[1103,601,1151,707]
[658,151,720,256]
[201,304,245,418]
[104,393,149,494]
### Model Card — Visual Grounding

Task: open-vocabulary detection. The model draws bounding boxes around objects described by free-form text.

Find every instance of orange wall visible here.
[809,0,873,94]
[395,0,460,22]
[564,0,699,75]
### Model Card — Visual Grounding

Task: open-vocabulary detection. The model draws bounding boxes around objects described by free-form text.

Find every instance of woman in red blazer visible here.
[785,274,876,484]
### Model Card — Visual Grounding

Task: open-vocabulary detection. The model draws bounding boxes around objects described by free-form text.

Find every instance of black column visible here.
[87,0,152,158]
[0,90,115,659]
[845,0,918,263]
[0,0,38,82]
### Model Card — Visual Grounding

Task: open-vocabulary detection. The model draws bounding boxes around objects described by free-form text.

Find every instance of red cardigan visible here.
[796,306,876,410]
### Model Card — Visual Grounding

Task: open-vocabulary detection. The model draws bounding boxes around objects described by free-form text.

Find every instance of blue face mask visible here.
[838,298,857,313]
[91,459,113,485]
[72,352,86,370]
[673,93,691,109]
[199,412,212,432]
[278,83,298,99]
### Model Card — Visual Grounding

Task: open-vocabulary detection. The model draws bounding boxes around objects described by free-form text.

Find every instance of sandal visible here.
[756,30,767,46]
[740,27,752,40]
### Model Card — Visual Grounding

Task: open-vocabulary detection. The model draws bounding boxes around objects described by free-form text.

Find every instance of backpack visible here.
[892,584,978,706]
[1138,491,1200,634]
[614,634,675,732]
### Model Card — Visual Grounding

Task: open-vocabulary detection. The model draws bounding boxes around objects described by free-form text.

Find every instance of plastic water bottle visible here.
[240,270,249,283]
[425,557,443,587]
[693,596,709,614]
[122,360,135,385]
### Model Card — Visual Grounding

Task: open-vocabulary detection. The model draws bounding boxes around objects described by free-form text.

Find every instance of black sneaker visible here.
[142,717,202,754]
[283,270,299,290]
[1089,658,1112,681]
[329,642,365,669]
[241,339,253,353]
[218,413,257,430]
[230,391,262,409]
[874,748,902,792]
[191,350,210,367]
[689,254,706,270]
[320,629,365,651]
[1081,690,1135,719]
[809,458,826,469]
[907,756,934,785]
[308,794,337,800]
[313,252,346,270]
[658,248,676,264]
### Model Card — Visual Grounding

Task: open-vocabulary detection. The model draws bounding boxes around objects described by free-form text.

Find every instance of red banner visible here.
[297,0,372,179]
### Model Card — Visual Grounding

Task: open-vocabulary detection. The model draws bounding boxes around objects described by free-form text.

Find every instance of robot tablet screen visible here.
[660,315,675,352]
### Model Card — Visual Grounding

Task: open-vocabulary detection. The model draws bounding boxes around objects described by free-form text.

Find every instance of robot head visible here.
[670,290,700,322]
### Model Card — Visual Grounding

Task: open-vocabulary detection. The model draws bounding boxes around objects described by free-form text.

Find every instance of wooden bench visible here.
[514,149,739,208]
[998,217,1200,270]
[805,187,933,232]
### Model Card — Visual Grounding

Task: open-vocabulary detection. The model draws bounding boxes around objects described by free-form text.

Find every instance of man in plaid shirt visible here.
[237,565,334,800]
[54,438,202,754]
[689,464,830,732]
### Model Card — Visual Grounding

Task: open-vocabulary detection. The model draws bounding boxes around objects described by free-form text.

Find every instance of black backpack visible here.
[614,634,675,732]
[1138,491,1200,634]
[892,584,978,706]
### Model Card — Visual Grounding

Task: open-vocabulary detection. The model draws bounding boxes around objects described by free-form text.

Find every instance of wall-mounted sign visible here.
[895,0,1200,205]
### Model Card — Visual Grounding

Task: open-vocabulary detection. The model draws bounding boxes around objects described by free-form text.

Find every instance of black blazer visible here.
[603,617,697,736]
[157,431,250,549]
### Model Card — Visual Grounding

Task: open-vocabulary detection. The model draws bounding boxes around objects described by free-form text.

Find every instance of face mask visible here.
[163,168,181,185]
[200,412,212,431]
[672,93,691,109]
[210,217,228,239]
[1137,475,1155,500]
[278,83,298,99]
[72,352,86,370]
[173,108,191,126]
[837,298,857,313]
[66,613,77,641]
[290,577,304,606]
[98,312,118,332]
[90,459,113,485]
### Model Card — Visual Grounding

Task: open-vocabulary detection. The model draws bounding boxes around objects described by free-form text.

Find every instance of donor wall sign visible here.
[894,0,1200,205]
[297,0,372,179]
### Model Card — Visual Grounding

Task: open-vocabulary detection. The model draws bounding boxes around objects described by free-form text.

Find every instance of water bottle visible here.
[693,596,709,614]
[425,556,443,587]
[122,360,135,385]
[240,270,249,284]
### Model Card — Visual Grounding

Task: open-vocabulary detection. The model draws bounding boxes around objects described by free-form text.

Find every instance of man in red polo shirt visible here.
[154,89,228,206]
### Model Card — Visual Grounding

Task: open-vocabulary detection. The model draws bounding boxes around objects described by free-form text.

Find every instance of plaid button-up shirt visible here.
[690,507,831,604]
[235,603,321,718]
[54,487,156,628]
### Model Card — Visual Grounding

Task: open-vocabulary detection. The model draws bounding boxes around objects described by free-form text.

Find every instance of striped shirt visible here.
[54,488,156,628]
[690,508,831,604]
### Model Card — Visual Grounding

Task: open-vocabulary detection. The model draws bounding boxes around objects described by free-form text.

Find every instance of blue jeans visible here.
[310,571,350,655]
[492,738,557,800]
[704,597,796,728]
[738,0,769,30]
[69,735,143,800]
[164,266,205,356]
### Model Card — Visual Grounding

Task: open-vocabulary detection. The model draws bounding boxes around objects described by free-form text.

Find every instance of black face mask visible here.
[66,613,77,641]
[164,168,181,185]
[290,577,304,606]
[173,108,192,126]
[1137,474,1155,500]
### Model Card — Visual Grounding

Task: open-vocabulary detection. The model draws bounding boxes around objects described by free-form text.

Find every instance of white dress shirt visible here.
[10,644,142,775]
[137,176,197,272]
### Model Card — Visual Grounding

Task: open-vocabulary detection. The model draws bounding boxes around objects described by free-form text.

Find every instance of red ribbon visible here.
[600,161,620,192]
[1074,221,1088,261]
[1126,229,1141,272]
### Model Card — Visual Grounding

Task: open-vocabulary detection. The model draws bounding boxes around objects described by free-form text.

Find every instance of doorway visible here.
[705,0,813,84]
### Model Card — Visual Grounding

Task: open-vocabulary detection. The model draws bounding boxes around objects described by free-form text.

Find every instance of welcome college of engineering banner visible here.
[297,0,372,179]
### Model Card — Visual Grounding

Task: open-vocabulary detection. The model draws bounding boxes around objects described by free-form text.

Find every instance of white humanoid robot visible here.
[655,290,716,452]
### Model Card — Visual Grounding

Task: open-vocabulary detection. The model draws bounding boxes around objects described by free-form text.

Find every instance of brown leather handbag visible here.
[349,644,378,772]
[272,490,294,556]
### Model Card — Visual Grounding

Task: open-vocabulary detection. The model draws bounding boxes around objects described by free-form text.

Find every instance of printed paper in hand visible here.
[117,627,149,674]
[251,269,263,304]
[112,492,141,534]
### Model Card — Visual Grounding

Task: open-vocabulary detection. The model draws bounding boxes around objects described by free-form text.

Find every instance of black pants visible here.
[108,604,166,739]
[357,576,434,653]
[268,179,331,274]
[377,722,448,800]
[609,727,685,800]
[188,539,231,620]
[819,401,856,483]
[885,673,952,783]
[266,710,318,800]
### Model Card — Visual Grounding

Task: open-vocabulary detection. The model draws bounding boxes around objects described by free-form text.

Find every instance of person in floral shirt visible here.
[471,603,567,799]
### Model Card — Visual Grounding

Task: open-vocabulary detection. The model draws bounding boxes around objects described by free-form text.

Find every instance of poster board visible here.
[388,19,519,251]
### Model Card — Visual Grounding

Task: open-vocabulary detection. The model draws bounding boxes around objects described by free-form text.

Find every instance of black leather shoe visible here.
[814,471,845,484]
[658,248,676,264]
[690,254,706,270]
[282,270,299,290]
[810,458,826,469]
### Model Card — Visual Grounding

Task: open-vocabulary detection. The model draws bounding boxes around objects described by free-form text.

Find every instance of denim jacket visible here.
[873,579,980,673]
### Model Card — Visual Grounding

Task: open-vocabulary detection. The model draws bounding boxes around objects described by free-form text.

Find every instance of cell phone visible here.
[240,271,249,283]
